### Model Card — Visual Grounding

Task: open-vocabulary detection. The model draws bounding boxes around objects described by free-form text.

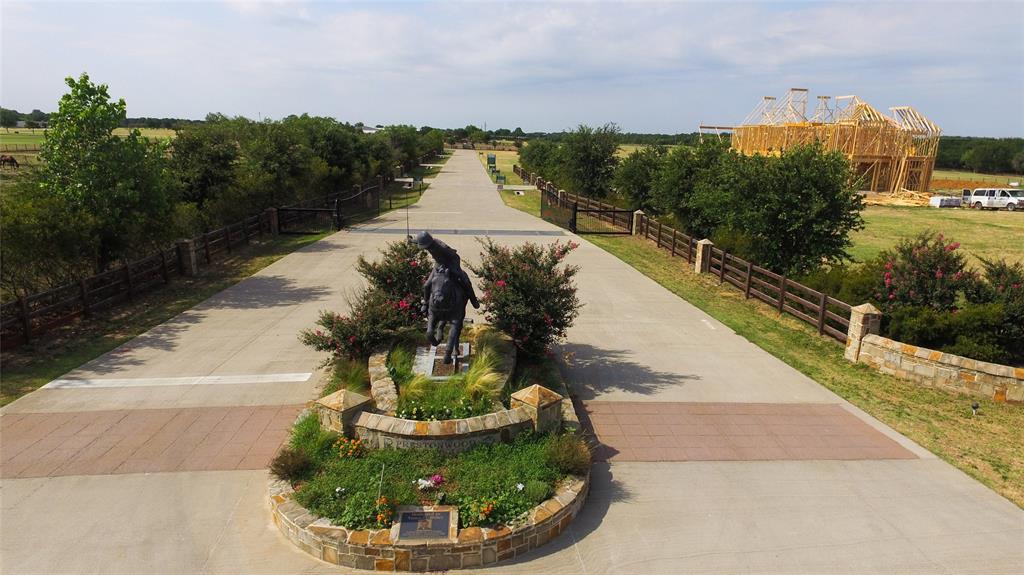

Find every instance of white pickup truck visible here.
[962,188,1023,211]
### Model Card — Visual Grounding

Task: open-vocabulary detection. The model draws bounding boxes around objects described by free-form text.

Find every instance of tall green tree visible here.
[559,123,620,197]
[39,73,173,272]
[614,145,663,212]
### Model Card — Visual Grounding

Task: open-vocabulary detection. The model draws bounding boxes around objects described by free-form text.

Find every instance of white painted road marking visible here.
[43,372,313,389]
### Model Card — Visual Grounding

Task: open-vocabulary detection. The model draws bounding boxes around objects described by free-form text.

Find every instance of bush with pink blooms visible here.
[470,239,582,357]
[301,241,430,359]
[874,232,975,312]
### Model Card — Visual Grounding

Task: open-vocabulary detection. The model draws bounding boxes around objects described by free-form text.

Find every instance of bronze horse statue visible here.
[415,232,479,365]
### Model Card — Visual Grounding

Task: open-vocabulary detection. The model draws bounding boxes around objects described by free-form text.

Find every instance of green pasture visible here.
[851,206,1024,266]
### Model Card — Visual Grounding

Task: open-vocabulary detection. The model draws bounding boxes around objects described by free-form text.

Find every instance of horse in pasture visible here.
[0,155,19,170]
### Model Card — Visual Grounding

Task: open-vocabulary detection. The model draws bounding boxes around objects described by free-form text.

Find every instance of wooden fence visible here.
[0,212,270,350]
[0,144,42,153]
[514,164,853,343]
[0,150,445,350]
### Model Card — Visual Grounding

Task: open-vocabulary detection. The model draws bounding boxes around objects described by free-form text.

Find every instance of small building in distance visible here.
[704,88,941,194]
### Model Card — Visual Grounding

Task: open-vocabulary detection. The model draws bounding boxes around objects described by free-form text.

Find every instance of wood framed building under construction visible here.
[702,88,941,194]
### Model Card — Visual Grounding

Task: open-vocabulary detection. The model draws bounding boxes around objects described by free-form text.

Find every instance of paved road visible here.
[2,150,1021,574]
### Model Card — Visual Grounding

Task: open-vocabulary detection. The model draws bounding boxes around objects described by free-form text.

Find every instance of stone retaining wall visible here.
[351,407,535,453]
[269,473,588,571]
[857,334,1023,403]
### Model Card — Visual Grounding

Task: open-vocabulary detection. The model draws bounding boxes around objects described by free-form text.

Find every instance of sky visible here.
[2,0,1022,137]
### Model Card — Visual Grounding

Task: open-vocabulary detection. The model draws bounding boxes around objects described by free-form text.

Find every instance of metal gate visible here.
[540,189,633,234]
[278,201,342,235]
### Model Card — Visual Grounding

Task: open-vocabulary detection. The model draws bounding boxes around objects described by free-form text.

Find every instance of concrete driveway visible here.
[2,150,1021,574]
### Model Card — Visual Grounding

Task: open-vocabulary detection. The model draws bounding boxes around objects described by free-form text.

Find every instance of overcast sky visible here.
[2,1,1022,137]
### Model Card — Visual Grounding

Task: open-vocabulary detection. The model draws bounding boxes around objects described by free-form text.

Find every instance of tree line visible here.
[934,136,1024,175]
[519,124,865,275]
[0,74,444,298]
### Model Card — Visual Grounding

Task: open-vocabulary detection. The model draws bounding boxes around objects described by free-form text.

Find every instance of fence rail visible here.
[0,143,42,153]
[515,163,852,343]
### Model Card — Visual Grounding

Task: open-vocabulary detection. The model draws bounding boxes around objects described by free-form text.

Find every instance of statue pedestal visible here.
[413,343,470,379]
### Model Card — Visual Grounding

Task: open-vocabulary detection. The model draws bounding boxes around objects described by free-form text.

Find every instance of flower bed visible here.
[269,411,591,571]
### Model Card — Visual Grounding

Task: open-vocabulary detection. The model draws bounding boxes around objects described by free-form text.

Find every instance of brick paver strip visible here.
[0,404,302,478]
[579,401,916,462]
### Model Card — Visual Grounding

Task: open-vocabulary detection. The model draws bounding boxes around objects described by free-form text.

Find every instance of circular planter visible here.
[269,472,589,572]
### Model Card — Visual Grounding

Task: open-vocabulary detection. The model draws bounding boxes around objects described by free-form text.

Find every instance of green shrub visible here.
[876,232,975,312]
[269,447,312,483]
[301,242,428,359]
[356,240,431,320]
[544,434,591,475]
[289,413,339,466]
[887,303,1014,364]
[796,257,886,306]
[387,345,416,387]
[470,238,582,357]
[523,479,552,505]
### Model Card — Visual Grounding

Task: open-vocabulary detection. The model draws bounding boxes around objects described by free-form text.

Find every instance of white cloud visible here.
[1,1,1021,135]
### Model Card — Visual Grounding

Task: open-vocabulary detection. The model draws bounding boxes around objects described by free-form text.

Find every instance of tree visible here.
[39,73,174,271]
[0,107,18,130]
[558,123,620,197]
[613,145,663,211]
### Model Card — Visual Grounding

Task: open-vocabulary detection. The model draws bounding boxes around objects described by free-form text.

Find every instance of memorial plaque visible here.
[392,506,458,543]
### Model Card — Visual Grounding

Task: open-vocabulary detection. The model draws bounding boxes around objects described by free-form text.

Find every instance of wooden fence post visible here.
[687,237,694,264]
[817,292,828,334]
[744,262,752,299]
[224,227,232,253]
[719,252,728,282]
[656,222,663,248]
[18,296,32,342]
[670,230,677,256]
[778,275,786,313]
[204,233,212,263]
[79,279,91,317]
[159,251,169,283]
[124,264,135,302]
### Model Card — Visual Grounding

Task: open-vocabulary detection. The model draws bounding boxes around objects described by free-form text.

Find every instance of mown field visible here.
[852,206,1024,266]
[0,127,176,147]
[475,149,524,185]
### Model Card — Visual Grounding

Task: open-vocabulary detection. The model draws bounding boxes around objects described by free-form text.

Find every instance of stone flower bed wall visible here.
[318,384,564,454]
[856,334,1023,403]
[269,474,589,572]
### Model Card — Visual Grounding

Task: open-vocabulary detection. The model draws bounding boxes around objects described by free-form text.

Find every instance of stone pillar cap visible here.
[510,384,563,408]
[851,303,881,314]
[317,389,371,412]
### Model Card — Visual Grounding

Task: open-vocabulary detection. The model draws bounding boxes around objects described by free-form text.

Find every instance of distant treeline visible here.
[934,136,1024,174]
[1,74,444,297]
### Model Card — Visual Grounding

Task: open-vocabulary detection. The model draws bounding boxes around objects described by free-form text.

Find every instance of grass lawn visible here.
[851,205,1024,266]
[497,188,1024,509]
[0,127,175,147]
[932,169,1018,187]
[476,150,524,185]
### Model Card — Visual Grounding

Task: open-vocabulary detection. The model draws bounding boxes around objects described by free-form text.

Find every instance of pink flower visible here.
[889,293,896,300]
[349,335,357,344]
[1013,283,1021,290]
[429,474,444,486]
[945,242,960,252]
[398,299,410,310]
[935,269,944,279]
[410,260,418,267]
[496,280,506,288]
[884,261,893,270]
